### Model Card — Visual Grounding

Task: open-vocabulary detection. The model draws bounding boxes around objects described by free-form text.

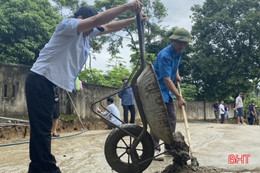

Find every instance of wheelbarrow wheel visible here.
[104,124,154,173]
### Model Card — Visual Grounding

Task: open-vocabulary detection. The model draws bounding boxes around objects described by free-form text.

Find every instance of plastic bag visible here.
[75,77,83,91]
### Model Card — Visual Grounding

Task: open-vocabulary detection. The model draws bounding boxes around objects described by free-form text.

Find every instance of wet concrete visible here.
[0,122,260,173]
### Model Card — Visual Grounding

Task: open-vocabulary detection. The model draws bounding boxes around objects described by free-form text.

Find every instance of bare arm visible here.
[175,69,181,83]
[234,103,238,110]
[99,13,147,35]
[77,1,142,32]
[163,77,185,106]
[99,17,135,35]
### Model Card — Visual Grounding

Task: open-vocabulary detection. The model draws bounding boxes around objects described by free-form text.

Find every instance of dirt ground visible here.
[1,122,260,173]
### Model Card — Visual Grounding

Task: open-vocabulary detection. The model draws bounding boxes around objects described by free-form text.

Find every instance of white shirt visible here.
[31,18,100,92]
[219,104,225,114]
[236,96,243,108]
[101,104,122,126]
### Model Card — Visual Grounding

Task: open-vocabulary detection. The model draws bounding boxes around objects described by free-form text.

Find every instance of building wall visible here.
[0,62,234,123]
[175,101,234,120]
[0,62,30,117]
[58,83,123,121]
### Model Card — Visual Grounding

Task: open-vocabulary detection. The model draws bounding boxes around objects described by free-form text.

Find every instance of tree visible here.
[181,83,197,101]
[78,68,108,86]
[79,65,131,88]
[91,0,167,65]
[107,56,126,68]
[0,0,61,65]
[105,65,131,88]
[84,0,127,69]
[128,0,167,66]
[190,0,260,101]
[130,27,174,66]
[51,0,80,11]
[51,0,80,18]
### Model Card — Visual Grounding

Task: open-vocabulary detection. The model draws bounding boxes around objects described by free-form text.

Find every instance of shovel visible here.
[177,82,199,166]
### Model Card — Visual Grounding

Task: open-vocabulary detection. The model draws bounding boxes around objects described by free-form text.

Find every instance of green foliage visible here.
[0,0,61,65]
[94,0,127,10]
[181,83,197,101]
[52,0,80,11]
[107,56,126,68]
[130,51,157,66]
[92,0,127,58]
[78,68,107,86]
[79,65,131,88]
[128,0,168,65]
[92,0,168,65]
[105,65,131,88]
[243,81,260,110]
[190,0,260,101]
[51,0,81,18]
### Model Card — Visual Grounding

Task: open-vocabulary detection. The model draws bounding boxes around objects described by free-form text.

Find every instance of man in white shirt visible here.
[219,100,225,124]
[97,97,122,127]
[234,92,246,125]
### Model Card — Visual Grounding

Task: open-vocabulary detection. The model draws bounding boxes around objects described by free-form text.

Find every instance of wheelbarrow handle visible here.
[136,13,145,70]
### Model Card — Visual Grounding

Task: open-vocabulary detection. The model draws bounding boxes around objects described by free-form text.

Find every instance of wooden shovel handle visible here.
[177,82,195,158]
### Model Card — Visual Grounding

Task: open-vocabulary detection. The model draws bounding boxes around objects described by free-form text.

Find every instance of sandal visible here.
[52,133,60,137]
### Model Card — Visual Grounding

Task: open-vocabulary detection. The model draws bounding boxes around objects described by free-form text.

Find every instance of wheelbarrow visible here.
[91,13,195,173]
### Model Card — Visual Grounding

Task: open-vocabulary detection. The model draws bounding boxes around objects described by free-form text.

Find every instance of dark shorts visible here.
[237,107,243,117]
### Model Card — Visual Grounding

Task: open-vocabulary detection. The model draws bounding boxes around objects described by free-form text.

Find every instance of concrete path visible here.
[0,122,260,173]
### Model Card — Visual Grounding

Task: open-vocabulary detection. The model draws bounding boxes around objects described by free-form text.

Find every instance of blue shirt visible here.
[212,103,219,113]
[248,104,254,115]
[225,107,229,115]
[31,18,101,92]
[101,103,122,126]
[153,45,182,103]
[118,84,135,106]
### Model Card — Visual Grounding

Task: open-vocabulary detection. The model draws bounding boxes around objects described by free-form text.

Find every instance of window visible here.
[4,84,7,98]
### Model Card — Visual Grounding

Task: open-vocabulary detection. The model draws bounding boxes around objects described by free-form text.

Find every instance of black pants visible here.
[25,72,61,173]
[220,114,225,123]
[151,98,176,151]
[249,114,255,125]
[123,105,135,123]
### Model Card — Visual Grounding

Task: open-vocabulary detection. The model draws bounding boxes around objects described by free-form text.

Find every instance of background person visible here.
[234,92,246,125]
[118,78,136,123]
[255,105,259,125]
[219,100,225,124]
[25,2,146,172]
[152,28,191,161]
[248,101,255,125]
[97,97,122,128]
[224,103,229,124]
[212,99,219,123]
[52,86,60,137]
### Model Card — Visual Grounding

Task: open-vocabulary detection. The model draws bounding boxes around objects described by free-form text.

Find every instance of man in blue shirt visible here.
[248,101,256,125]
[212,99,220,123]
[25,2,147,172]
[118,78,136,123]
[152,28,192,161]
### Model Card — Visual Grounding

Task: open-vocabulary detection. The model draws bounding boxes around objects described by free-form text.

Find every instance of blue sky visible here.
[86,0,205,72]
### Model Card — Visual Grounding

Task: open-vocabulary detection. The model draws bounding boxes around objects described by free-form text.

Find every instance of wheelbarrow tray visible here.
[136,64,174,145]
